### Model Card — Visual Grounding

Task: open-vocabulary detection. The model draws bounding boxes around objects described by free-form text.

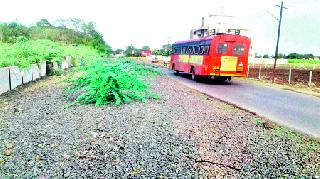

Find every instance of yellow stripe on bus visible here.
[178,55,203,65]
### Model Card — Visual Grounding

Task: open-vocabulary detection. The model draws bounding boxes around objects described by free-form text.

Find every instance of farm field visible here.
[247,64,320,95]
[0,59,319,178]
[288,59,320,69]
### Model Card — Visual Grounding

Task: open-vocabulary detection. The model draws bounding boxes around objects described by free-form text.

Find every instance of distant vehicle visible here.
[170,34,251,81]
[141,50,152,57]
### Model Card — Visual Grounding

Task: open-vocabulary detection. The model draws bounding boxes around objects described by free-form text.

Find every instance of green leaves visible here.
[68,59,160,106]
[0,40,102,68]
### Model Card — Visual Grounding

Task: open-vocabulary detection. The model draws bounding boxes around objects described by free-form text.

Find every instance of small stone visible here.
[13,107,19,113]
[35,155,41,162]
[38,144,45,149]
[5,149,12,156]
[6,143,14,149]
[92,132,98,138]
[91,139,98,145]
[63,153,70,160]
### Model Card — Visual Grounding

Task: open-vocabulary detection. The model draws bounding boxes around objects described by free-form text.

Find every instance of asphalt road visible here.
[161,68,320,138]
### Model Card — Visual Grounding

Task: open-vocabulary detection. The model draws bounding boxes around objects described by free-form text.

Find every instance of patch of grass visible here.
[249,117,266,128]
[271,127,320,154]
[243,126,320,177]
[288,59,320,69]
[288,59,320,65]
[68,58,160,106]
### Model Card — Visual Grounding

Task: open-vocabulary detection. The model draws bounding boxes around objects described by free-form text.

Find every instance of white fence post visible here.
[9,66,22,90]
[21,68,33,84]
[288,64,292,84]
[0,68,10,94]
[31,64,40,81]
[40,61,47,77]
[258,65,262,80]
[308,71,313,87]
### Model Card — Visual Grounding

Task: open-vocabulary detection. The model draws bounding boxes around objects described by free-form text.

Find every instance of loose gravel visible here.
[0,72,319,178]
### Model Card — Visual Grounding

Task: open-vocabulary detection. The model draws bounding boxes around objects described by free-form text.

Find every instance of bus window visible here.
[194,46,199,54]
[217,43,228,54]
[182,46,188,54]
[188,46,193,55]
[177,47,181,54]
[203,45,210,55]
[173,47,178,54]
[233,44,245,55]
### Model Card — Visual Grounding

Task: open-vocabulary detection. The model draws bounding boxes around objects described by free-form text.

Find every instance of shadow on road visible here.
[174,72,233,85]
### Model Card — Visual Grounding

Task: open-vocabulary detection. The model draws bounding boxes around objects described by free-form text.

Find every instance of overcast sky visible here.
[0,0,319,55]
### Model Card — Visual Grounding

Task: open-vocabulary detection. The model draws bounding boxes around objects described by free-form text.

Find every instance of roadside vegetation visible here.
[288,59,320,68]
[68,58,160,106]
[0,38,102,68]
[0,18,112,68]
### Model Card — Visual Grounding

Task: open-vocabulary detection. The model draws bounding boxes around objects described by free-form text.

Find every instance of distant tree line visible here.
[255,53,317,59]
[153,44,172,56]
[117,44,172,57]
[0,18,112,54]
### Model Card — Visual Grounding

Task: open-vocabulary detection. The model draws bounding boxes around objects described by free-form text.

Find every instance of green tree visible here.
[0,19,112,55]
[114,49,124,54]
[162,44,171,50]
[36,19,52,27]
[141,46,150,51]
[262,54,269,58]
[124,45,141,57]
[0,22,30,43]
[303,54,314,59]
[278,53,286,59]
[287,53,302,59]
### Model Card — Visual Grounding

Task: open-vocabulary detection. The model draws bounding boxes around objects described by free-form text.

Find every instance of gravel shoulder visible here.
[0,72,319,178]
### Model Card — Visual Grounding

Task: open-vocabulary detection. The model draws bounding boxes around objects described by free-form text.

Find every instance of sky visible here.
[0,0,319,55]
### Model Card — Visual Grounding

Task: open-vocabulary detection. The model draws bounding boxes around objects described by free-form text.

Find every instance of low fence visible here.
[0,56,73,95]
[247,64,320,87]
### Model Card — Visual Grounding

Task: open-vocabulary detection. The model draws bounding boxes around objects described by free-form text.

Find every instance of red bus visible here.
[141,50,152,57]
[170,34,251,81]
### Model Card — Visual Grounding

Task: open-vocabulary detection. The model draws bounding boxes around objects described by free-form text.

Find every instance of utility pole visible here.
[272,1,287,83]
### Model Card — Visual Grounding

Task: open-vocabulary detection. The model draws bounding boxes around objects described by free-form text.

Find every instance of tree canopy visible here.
[0,18,112,55]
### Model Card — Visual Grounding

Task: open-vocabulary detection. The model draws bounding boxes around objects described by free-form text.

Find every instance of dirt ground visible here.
[248,66,320,87]
[0,73,319,178]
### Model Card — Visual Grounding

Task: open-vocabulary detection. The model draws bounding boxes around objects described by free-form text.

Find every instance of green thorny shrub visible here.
[69,58,160,106]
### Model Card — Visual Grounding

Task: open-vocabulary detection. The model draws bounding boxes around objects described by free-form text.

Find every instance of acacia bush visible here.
[68,59,160,106]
